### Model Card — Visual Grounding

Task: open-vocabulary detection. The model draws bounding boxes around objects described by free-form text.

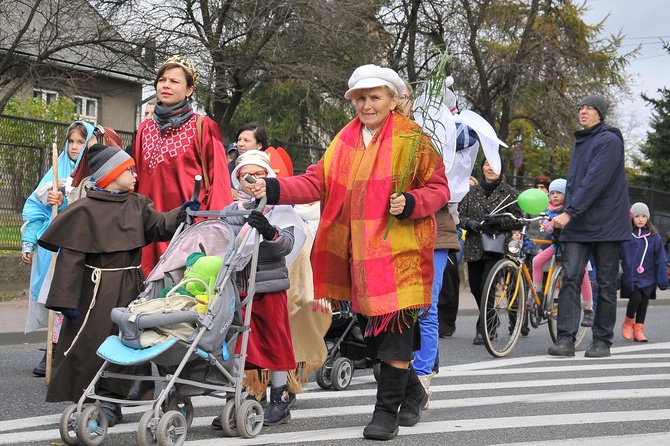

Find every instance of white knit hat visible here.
[344,64,406,100]
[230,150,276,190]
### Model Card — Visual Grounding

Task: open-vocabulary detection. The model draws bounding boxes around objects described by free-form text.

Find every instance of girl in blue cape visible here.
[21,120,95,376]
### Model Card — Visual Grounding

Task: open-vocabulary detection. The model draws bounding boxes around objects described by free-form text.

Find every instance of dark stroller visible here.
[57,178,268,446]
[315,313,372,391]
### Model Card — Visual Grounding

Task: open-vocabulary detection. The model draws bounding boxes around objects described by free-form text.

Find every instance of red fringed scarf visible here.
[311,112,444,334]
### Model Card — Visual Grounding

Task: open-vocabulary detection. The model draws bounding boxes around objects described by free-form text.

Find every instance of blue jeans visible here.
[414,249,448,376]
[556,242,620,345]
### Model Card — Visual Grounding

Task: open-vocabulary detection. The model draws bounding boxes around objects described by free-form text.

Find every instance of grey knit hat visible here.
[87,144,135,188]
[578,95,608,121]
[630,202,650,219]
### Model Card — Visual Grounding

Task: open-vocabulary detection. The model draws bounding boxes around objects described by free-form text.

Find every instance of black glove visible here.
[464,219,483,233]
[59,308,81,324]
[247,210,277,240]
[483,216,502,227]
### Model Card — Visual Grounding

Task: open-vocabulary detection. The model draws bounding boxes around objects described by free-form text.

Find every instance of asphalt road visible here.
[3,303,670,445]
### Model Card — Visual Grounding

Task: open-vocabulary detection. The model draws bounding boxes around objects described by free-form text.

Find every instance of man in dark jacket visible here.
[548,95,630,358]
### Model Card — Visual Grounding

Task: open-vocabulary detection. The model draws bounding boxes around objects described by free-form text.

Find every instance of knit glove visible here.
[58,308,81,325]
[247,210,277,240]
[181,199,201,212]
[542,220,554,234]
[177,199,201,225]
[464,219,482,234]
[522,238,536,254]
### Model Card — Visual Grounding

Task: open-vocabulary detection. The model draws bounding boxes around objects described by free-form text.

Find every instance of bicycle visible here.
[479,212,588,357]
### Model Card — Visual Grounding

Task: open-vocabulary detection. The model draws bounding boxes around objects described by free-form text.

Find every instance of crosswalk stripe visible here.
[3,344,670,444]
[171,410,670,446]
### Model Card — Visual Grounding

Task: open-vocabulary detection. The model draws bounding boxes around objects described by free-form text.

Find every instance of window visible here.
[74,96,98,125]
[33,89,58,104]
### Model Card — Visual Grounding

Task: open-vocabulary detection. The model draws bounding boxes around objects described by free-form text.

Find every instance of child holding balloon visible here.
[619,202,668,342]
[531,179,595,327]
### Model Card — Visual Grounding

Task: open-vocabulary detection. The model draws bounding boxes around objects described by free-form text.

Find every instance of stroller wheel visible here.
[58,404,81,446]
[220,399,238,437]
[373,363,381,382]
[76,405,108,446]
[237,399,264,439]
[157,410,187,446]
[316,357,334,389]
[167,395,194,429]
[138,409,161,446]
[331,357,354,391]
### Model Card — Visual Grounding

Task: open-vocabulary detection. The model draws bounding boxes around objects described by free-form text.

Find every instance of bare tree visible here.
[0,0,152,113]
[376,0,636,175]
[91,0,383,139]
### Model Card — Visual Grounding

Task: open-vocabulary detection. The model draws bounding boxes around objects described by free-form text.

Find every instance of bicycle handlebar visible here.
[481,211,548,226]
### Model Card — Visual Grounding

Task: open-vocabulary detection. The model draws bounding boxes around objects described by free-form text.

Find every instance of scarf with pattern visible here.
[153,99,194,135]
[312,111,439,334]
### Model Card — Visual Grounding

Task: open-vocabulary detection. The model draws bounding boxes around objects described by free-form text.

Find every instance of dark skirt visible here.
[358,313,420,363]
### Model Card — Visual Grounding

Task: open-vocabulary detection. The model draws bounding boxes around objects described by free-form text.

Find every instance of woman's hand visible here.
[21,252,31,265]
[47,190,64,207]
[389,193,406,216]
[251,178,267,199]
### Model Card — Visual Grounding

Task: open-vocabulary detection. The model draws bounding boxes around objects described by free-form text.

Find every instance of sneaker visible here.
[98,401,123,427]
[581,308,595,327]
[548,338,575,357]
[585,339,611,358]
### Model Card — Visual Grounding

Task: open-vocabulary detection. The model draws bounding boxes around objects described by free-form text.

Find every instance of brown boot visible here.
[633,323,648,342]
[622,316,635,341]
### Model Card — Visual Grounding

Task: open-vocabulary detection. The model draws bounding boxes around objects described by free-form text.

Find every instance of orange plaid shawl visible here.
[312,112,441,330]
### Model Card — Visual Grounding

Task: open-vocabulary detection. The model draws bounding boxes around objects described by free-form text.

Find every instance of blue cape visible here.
[22,120,95,302]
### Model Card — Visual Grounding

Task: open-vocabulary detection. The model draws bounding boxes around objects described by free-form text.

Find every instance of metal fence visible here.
[0,115,133,250]
[0,116,668,250]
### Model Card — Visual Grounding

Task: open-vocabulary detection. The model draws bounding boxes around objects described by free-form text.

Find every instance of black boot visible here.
[398,364,428,427]
[32,351,47,377]
[363,363,409,441]
[263,384,291,426]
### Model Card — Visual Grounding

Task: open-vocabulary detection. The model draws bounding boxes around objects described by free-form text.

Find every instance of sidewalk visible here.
[4,288,670,344]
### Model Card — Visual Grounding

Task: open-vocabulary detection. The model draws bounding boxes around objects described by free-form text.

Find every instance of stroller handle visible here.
[191,174,202,202]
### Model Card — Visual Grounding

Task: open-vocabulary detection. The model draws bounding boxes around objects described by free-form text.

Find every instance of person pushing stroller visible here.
[38,144,200,425]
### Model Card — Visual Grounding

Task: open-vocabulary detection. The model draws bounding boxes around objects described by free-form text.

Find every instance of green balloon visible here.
[518,188,549,215]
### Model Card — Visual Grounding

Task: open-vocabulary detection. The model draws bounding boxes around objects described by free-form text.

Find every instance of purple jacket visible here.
[619,227,669,298]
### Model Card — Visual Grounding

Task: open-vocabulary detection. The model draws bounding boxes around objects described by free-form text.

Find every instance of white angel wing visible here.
[412,93,457,173]
[459,110,507,175]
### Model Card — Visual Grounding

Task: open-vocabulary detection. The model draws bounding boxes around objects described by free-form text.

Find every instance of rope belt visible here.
[63,264,142,357]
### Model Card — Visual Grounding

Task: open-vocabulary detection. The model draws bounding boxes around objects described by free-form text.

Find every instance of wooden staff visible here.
[45,142,58,386]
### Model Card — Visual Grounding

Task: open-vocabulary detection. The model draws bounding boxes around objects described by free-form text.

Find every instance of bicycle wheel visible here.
[480,259,525,357]
[546,265,589,346]
[547,265,562,342]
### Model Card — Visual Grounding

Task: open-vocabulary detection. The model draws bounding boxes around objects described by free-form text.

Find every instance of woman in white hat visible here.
[247,64,450,440]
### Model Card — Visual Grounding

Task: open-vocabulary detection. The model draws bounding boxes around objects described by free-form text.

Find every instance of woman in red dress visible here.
[132,56,232,276]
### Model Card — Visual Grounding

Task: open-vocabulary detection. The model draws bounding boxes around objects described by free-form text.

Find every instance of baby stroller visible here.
[315,312,372,391]
[58,177,267,446]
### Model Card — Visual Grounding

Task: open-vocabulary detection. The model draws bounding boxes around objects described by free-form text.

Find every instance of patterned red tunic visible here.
[133,114,232,276]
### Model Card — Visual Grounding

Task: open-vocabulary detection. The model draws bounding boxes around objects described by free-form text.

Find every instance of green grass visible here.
[0,224,21,251]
